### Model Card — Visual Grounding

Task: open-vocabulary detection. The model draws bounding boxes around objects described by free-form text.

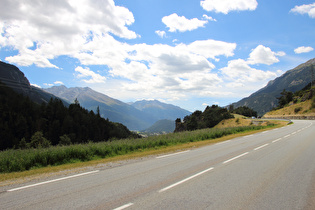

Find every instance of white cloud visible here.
[202,14,217,22]
[0,0,137,68]
[294,46,314,54]
[290,3,315,18]
[155,30,166,38]
[247,45,280,65]
[31,84,41,88]
[200,0,258,14]
[44,83,54,87]
[54,81,64,85]
[162,13,208,32]
[75,66,106,83]
[221,59,277,83]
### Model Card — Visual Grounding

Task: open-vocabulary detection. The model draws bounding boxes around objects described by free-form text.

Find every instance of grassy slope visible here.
[264,99,315,118]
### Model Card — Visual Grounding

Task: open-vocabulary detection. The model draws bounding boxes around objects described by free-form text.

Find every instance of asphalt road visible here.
[1,120,314,210]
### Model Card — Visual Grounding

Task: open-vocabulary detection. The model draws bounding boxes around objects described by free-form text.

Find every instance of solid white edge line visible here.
[223,152,249,164]
[254,143,269,151]
[113,203,134,210]
[156,150,190,159]
[7,170,100,192]
[159,167,214,193]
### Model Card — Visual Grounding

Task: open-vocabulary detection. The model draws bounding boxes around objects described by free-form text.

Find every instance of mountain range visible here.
[44,86,191,131]
[232,58,315,116]
[1,58,314,132]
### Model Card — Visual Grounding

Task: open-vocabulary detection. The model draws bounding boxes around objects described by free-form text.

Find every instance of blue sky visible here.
[0,0,314,112]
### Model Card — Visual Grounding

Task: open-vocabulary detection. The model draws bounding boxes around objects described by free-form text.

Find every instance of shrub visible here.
[294,107,302,113]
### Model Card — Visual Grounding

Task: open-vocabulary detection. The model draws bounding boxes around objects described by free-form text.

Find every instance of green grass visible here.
[0,124,275,173]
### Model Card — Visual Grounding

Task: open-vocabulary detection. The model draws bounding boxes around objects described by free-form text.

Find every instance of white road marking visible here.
[159,167,214,193]
[216,140,231,145]
[244,135,254,138]
[262,131,269,134]
[254,144,269,151]
[284,134,291,138]
[7,170,100,192]
[291,131,297,135]
[156,150,190,159]
[223,152,249,164]
[113,203,134,210]
[272,138,282,143]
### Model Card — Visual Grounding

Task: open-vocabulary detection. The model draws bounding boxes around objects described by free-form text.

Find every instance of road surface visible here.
[1,120,314,209]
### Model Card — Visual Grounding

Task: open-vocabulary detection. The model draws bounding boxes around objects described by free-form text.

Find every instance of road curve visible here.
[1,120,314,209]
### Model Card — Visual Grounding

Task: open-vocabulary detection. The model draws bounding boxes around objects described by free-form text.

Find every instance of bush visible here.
[29,131,51,148]
[294,107,302,113]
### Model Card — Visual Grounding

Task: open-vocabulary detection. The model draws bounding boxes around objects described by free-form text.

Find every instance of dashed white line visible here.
[272,138,282,143]
[7,170,100,192]
[216,140,231,145]
[113,203,134,210]
[262,131,269,134]
[223,152,249,164]
[284,134,291,138]
[159,167,214,193]
[156,150,190,159]
[254,143,269,151]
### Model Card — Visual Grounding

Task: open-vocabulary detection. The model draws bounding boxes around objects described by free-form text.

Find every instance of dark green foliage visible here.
[0,82,139,150]
[233,106,257,118]
[175,105,234,132]
[277,89,293,108]
[29,131,51,148]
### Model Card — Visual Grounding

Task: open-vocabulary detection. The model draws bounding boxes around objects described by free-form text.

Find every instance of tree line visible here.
[0,82,139,150]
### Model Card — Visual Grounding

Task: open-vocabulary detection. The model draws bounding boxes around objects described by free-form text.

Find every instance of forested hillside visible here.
[175,105,234,132]
[0,82,139,150]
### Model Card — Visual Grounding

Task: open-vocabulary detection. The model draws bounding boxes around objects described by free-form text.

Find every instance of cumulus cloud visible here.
[290,3,315,18]
[247,45,281,65]
[75,66,106,83]
[162,13,208,32]
[155,30,166,38]
[294,46,314,54]
[0,0,242,101]
[200,0,258,14]
[0,0,137,68]
[220,58,278,98]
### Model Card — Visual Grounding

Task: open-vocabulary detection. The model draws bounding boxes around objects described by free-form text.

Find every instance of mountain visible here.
[232,58,315,116]
[131,100,191,121]
[45,86,192,131]
[142,119,175,134]
[0,61,68,105]
[44,86,155,131]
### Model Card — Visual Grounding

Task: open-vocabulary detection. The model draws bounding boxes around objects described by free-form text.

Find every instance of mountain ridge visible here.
[0,61,68,105]
[45,86,191,131]
[232,58,315,116]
